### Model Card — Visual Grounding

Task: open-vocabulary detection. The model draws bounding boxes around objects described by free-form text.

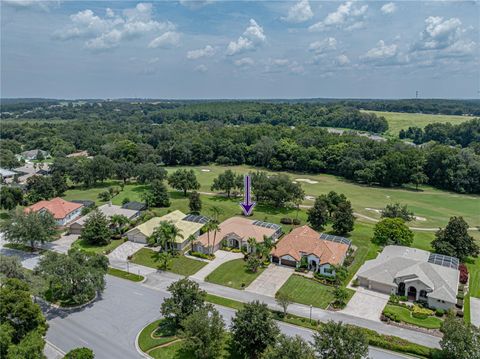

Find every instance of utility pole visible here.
[415,90,419,99]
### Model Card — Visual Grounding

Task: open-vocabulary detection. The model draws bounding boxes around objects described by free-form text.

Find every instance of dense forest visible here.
[1,100,479,194]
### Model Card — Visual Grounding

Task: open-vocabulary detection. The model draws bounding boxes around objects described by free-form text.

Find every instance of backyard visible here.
[205,258,266,290]
[131,248,207,276]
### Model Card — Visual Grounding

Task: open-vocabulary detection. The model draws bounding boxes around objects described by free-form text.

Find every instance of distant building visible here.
[271,225,350,277]
[126,210,206,251]
[0,168,16,182]
[19,149,49,161]
[66,150,89,158]
[6,162,50,184]
[356,245,460,310]
[25,197,83,226]
[194,217,282,254]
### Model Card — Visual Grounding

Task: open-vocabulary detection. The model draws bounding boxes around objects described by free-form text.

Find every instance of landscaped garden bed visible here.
[382,303,443,330]
[131,248,207,276]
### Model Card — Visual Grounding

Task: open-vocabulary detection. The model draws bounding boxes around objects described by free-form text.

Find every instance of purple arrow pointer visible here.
[239,175,256,216]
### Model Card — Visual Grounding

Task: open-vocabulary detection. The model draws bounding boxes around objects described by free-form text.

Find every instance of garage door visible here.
[280,258,297,267]
[128,233,147,244]
[272,256,279,264]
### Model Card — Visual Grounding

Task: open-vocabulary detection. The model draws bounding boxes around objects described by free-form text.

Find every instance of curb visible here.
[37,292,98,311]
[135,323,155,359]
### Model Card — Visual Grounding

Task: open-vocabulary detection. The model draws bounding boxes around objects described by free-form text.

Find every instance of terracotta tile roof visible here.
[271,225,349,266]
[196,217,276,248]
[25,197,83,220]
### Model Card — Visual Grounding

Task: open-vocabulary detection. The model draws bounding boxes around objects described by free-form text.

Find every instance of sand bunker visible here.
[365,208,382,214]
[304,195,315,201]
[295,178,318,184]
[414,216,427,222]
[201,169,211,172]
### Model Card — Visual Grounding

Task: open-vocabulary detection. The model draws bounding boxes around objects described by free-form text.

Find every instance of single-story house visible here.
[0,168,16,182]
[271,225,350,277]
[194,217,282,254]
[20,149,49,161]
[122,201,147,212]
[356,245,460,310]
[126,210,207,250]
[25,197,83,226]
[69,203,140,234]
[5,163,51,184]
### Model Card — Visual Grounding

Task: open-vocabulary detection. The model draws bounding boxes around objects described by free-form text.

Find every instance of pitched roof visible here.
[121,201,147,211]
[25,197,83,220]
[71,204,139,226]
[195,217,278,248]
[271,225,349,265]
[127,210,204,244]
[357,245,459,303]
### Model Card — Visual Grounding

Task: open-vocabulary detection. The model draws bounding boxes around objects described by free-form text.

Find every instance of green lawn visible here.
[137,319,178,353]
[206,258,265,290]
[363,110,473,136]
[71,238,125,255]
[131,248,207,276]
[383,304,443,329]
[107,267,144,282]
[276,274,353,309]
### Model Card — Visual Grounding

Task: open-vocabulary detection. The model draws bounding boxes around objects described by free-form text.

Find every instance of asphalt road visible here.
[44,275,414,359]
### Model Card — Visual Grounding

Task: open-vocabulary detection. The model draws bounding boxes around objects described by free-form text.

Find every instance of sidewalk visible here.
[111,259,441,349]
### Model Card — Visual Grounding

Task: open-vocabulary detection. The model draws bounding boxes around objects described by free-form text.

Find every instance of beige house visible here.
[356,245,460,310]
[69,203,140,235]
[126,210,206,250]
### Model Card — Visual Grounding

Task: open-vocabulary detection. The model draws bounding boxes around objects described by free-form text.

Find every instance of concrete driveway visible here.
[340,287,390,322]
[108,241,145,261]
[245,264,294,297]
[43,234,80,254]
[471,297,480,328]
[190,250,243,281]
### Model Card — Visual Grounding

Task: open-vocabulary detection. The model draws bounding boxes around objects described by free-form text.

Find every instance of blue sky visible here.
[1,0,479,99]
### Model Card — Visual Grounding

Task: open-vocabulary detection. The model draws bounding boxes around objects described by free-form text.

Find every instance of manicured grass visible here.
[137,319,178,353]
[383,304,443,329]
[164,164,479,229]
[71,238,125,255]
[205,294,245,310]
[276,274,353,309]
[363,110,473,136]
[107,267,144,282]
[205,258,265,290]
[131,248,207,276]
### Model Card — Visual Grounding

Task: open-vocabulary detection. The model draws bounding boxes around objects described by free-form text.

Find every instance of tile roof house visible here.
[271,225,350,277]
[356,245,460,310]
[126,210,205,250]
[194,217,282,254]
[20,149,49,161]
[25,197,83,226]
[0,168,16,181]
[69,203,140,234]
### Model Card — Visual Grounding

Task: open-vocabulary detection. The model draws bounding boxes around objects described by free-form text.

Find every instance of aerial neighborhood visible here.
[1,1,479,358]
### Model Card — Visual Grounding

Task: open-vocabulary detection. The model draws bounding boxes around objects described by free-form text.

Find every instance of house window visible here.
[324,267,333,274]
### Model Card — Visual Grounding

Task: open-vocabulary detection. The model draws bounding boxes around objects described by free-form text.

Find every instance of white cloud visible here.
[2,0,55,10]
[187,45,215,59]
[179,0,214,10]
[264,58,305,75]
[381,3,397,15]
[362,40,398,60]
[226,19,266,56]
[336,54,350,66]
[148,31,180,48]
[234,57,255,67]
[54,3,176,51]
[308,37,337,54]
[283,0,314,24]
[194,64,208,72]
[309,1,367,32]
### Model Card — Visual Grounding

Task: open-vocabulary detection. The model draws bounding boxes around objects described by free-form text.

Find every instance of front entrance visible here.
[309,260,318,271]
[398,282,406,296]
[407,286,417,301]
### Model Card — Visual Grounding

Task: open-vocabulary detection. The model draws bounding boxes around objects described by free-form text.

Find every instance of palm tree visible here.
[187,234,196,253]
[110,214,129,236]
[209,220,221,255]
[247,237,258,255]
[203,221,214,254]
[149,221,183,253]
[209,206,221,221]
[259,235,276,261]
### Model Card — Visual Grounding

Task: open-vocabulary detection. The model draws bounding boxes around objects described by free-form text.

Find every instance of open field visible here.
[363,110,473,136]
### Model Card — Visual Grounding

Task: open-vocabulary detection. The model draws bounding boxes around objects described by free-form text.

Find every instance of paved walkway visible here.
[471,297,480,328]
[190,250,243,281]
[245,264,293,297]
[340,287,390,322]
[108,241,145,261]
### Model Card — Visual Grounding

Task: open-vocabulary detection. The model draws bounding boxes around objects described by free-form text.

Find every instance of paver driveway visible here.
[340,287,390,321]
[245,264,294,297]
[190,250,243,281]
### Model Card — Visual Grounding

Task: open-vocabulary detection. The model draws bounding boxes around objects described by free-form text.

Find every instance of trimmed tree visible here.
[381,203,414,222]
[142,180,170,208]
[181,304,226,359]
[188,191,202,213]
[332,201,355,235]
[432,216,479,261]
[440,315,480,359]
[263,334,315,359]
[63,347,95,359]
[211,170,243,198]
[372,218,414,247]
[275,292,292,317]
[2,209,57,251]
[308,197,329,230]
[80,209,111,246]
[312,320,368,359]
[168,169,200,197]
[231,300,280,359]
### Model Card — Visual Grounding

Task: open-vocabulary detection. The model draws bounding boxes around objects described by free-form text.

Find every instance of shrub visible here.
[456,310,464,318]
[98,191,111,201]
[412,304,434,319]
[280,217,293,225]
[189,251,215,260]
[352,278,359,287]
[456,299,464,309]
[435,308,445,317]
[457,293,464,300]
[389,294,401,304]
[399,295,408,302]
[459,263,468,284]
[122,197,130,205]
[292,218,301,225]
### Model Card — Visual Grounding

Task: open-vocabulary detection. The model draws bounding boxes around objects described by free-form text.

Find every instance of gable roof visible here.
[25,197,83,220]
[71,204,139,227]
[271,225,349,266]
[126,210,204,244]
[357,245,459,303]
[195,217,278,248]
